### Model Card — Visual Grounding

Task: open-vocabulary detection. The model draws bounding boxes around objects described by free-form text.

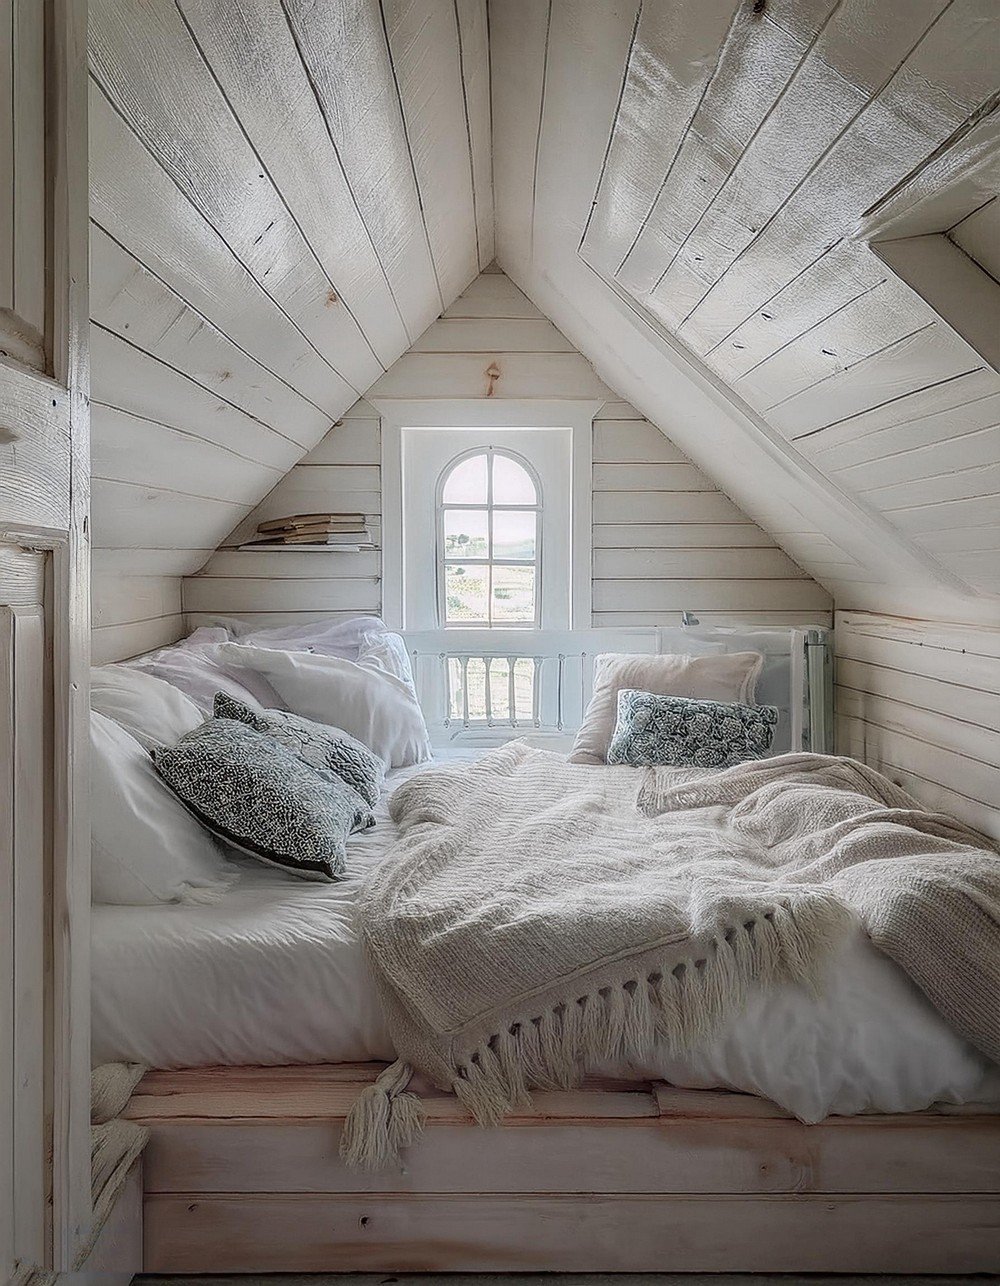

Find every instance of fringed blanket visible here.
[342,745,1000,1168]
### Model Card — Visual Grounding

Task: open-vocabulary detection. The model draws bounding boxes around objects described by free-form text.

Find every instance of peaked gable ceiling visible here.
[88,0,1000,626]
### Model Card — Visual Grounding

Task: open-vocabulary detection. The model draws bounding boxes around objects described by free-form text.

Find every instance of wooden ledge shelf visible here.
[127,1063,1000,1274]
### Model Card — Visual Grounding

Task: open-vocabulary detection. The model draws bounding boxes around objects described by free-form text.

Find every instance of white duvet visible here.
[91,750,1000,1122]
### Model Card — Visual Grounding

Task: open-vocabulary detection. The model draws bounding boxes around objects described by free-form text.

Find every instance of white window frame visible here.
[436,445,543,629]
[378,398,598,630]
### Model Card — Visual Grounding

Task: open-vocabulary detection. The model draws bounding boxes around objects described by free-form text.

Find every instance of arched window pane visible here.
[492,509,536,561]
[444,508,488,558]
[444,563,488,623]
[442,452,488,503]
[492,565,535,622]
[492,453,536,505]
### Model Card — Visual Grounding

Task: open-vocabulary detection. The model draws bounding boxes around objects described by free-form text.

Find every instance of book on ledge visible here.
[239,530,373,550]
[257,512,366,533]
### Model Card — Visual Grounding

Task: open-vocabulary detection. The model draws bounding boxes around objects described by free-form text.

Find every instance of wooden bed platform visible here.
[124,1063,1000,1274]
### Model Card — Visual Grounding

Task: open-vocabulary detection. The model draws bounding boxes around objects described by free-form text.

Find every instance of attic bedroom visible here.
[2,0,999,1280]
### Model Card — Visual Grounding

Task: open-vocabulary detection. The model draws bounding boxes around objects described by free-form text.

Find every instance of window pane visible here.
[444,563,488,623]
[442,452,488,504]
[492,453,536,505]
[491,564,535,623]
[492,509,535,561]
[444,508,488,558]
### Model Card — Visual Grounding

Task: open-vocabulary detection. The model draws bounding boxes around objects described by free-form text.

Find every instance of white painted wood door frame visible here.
[0,0,91,1273]
[378,398,597,630]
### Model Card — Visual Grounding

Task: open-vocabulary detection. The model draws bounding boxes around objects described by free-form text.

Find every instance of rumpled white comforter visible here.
[91,751,1000,1122]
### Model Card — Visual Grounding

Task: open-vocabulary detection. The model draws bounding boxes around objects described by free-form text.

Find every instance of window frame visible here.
[378,397,598,631]
[436,445,544,629]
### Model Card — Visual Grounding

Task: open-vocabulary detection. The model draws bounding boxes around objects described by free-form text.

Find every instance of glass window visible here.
[437,448,542,627]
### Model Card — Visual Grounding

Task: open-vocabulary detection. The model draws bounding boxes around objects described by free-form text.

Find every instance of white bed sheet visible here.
[91,749,1000,1123]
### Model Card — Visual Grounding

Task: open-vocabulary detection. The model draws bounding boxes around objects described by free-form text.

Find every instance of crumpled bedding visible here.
[91,749,1000,1122]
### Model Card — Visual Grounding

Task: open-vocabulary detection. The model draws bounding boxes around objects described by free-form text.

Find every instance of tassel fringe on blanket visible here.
[342,744,1000,1169]
[342,891,848,1168]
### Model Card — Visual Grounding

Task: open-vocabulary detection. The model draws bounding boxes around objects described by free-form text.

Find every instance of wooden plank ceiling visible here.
[88,0,488,586]
[88,0,1000,626]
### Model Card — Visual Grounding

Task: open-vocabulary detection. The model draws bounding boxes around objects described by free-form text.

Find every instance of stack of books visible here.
[239,512,373,550]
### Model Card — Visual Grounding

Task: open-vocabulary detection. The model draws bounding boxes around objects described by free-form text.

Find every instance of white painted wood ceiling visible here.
[89,0,1000,624]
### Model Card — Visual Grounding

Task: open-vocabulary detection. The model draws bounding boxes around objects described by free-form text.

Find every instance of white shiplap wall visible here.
[87,0,491,662]
[835,611,1000,841]
[186,271,830,628]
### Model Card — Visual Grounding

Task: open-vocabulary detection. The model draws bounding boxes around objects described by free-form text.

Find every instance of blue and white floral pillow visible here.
[607,689,779,769]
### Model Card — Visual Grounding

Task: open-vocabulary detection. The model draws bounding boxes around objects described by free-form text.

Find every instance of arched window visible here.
[437,447,542,627]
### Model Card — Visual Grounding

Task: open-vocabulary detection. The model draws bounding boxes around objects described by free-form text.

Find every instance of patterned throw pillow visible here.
[213,692,385,807]
[152,719,374,881]
[607,689,779,769]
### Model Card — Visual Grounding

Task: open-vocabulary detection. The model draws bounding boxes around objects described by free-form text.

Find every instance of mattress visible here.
[92,749,1000,1124]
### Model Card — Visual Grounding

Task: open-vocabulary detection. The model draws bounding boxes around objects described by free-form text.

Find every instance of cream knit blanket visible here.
[343,745,999,1168]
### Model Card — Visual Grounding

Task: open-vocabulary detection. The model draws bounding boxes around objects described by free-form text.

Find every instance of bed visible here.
[90,621,1000,1273]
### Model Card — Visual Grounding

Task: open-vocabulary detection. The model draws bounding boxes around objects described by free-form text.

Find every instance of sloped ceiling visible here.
[88,0,489,580]
[89,0,1000,626]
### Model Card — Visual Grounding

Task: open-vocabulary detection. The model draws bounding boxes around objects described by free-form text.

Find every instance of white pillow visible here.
[218,642,432,769]
[568,651,764,765]
[91,664,204,751]
[90,711,232,905]
[127,638,283,715]
[238,614,389,658]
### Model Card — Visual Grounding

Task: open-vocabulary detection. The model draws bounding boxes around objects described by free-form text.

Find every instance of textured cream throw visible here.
[342,745,1000,1168]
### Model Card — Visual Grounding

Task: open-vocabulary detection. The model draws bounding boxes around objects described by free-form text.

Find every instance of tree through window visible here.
[437,447,542,627]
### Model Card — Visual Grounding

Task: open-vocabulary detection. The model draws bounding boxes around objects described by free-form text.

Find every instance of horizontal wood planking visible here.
[298,418,381,466]
[594,579,832,613]
[187,609,373,630]
[594,523,780,549]
[91,612,186,665]
[92,547,214,578]
[409,318,575,352]
[131,1067,1000,1203]
[441,272,545,318]
[836,714,1000,840]
[143,1192,1000,1274]
[197,550,382,580]
[592,492,754,525]
[91,565,188,662]
[91,480,251,552]
[835,611,1000,838]
[139,1113,1000,1198]
[592,462,716,492]
[91,403,284,502]
[183,576,380,615]
[593,421,688,463]
[366,351,612,399]
[186,276,828,628]
[92,574,181,630]
[594,547,806,580]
